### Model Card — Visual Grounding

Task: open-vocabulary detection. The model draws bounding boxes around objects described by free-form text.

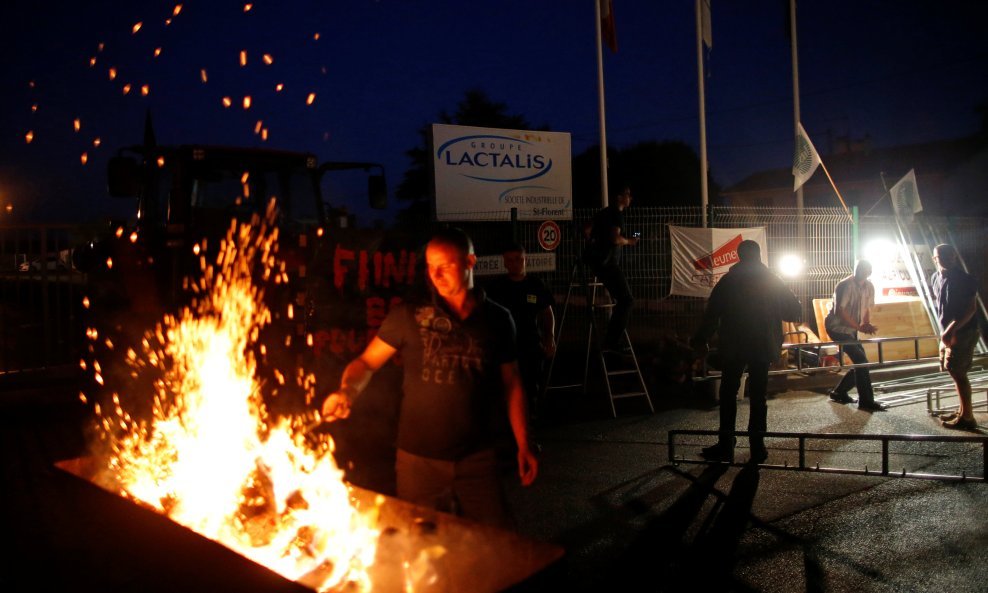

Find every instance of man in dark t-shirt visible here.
[321,228,538,526]
[486,243,556,420]
[931,243,980,431]
[586,186,639,351]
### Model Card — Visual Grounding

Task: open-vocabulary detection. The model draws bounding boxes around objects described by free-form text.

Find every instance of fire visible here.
[91,202,381,591]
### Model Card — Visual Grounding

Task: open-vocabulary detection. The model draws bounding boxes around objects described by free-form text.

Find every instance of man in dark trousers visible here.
[691,240,802,464]
[824,260,887,411]
[486,243,556,421]
[321,228,538,526]
[585,186,639,352]
[931,243,981,431]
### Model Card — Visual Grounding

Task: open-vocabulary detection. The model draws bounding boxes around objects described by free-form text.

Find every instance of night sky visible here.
[1,0,985,224]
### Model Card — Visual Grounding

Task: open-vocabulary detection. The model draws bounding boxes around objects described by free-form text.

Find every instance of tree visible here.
[394,89,542,226]
[571,140,719,208]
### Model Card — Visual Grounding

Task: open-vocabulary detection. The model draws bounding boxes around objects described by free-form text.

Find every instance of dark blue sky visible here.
[2,0,986,223]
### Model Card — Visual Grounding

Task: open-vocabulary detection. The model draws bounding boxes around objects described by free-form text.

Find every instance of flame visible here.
[91,202,380,591]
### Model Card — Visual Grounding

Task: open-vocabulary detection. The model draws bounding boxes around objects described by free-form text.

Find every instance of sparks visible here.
[306,93,316,105]
[25,131,34,144]
[200,69,208,83]
[132,22,143,34]
[141,84,150,96]
[263,53,273,65]
[222,97,232,108]
[240,50,247,67]
[109,67,117,80]
[122,84,132,95]
[243,96,252,109]
[80,152,88,165]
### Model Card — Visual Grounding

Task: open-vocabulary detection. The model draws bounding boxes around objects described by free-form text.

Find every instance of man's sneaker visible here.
[858,401,888,412]
[828,391,856,404]
[700,443,734,463]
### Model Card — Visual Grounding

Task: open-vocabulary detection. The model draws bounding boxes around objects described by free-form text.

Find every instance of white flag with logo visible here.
[792,122,822,191]
[889,168,922,222]
[669,225,767,298]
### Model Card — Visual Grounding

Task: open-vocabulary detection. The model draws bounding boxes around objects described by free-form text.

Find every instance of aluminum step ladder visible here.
[543,262,653,417]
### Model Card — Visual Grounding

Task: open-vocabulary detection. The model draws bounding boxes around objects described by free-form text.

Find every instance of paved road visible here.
[2,365,985,592]
[506,368,988,592]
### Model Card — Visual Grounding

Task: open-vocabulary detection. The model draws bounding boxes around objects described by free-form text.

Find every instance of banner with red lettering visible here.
[309,229,427,363]
[668,226,767,297]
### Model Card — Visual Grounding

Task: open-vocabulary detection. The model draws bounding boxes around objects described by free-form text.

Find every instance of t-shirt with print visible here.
[375,289,517,461]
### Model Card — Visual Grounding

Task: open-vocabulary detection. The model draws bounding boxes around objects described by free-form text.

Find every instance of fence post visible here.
[852,205,860,261]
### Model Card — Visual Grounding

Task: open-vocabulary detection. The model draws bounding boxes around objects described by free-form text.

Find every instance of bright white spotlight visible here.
[862,238,896,269]
[778,253,804,278]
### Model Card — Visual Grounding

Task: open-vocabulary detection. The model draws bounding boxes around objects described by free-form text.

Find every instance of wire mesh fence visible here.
[456,207,987,352]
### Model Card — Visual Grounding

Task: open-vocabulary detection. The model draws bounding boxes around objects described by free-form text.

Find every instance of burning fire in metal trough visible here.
[74,201,560,592]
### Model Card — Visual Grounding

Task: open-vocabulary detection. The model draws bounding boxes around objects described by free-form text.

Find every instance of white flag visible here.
[889,168,923,221]
[792,122,822,191]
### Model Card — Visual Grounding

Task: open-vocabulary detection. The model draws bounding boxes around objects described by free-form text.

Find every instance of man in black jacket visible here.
[691,240,802,464]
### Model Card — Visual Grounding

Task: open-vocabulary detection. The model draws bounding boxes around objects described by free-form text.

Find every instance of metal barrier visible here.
[0,224,87,373]
[782,334,943,372]
[669,429,988,482]
[696,334,953,382]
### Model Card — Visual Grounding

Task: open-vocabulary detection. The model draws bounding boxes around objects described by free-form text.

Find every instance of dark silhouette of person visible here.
[691,240,802,464]
[585,186,639,352]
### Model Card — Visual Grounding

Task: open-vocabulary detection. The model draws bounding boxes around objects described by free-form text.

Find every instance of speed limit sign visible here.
[537,220,561,251]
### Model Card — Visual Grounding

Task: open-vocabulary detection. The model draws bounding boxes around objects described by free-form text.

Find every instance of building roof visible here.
[721,134,988,215]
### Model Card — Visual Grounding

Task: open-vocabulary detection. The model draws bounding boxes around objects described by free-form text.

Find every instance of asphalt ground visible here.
[505,363,988,592]
[1,363,986,592]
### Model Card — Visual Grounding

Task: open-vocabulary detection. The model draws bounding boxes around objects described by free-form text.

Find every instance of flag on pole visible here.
[700,0,712,49]
[792,122,821,191]
[889,168,923,221]
[600,0,617,52]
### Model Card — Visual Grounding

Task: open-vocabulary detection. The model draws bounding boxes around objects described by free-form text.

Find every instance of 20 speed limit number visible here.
[538,220,561,251]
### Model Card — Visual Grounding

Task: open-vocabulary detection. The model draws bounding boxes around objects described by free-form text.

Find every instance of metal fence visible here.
[0,224,87,374]
[2,211,985,374]
[458,208,988,352]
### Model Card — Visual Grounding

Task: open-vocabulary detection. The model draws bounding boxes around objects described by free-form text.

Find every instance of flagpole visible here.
[595,0,610,208]
[817,160,852,220]
[790,0,804,240]
[695,0,709,228]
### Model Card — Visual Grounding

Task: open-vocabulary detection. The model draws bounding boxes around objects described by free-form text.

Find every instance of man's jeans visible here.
[830,330,875,404]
